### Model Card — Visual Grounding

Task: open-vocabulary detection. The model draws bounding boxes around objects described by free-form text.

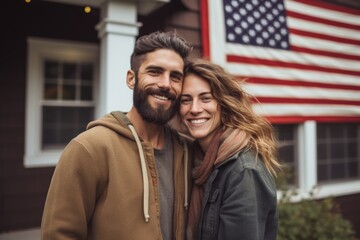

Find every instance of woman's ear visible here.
[126,70,136,89]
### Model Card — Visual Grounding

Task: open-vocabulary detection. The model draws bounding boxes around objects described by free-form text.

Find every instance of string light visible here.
[84,6,91,13]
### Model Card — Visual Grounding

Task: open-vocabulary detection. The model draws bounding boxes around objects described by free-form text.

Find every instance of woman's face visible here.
[180,73,221,150]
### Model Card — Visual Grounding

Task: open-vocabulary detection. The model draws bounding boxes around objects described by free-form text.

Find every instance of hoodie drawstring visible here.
[128,124,150,222]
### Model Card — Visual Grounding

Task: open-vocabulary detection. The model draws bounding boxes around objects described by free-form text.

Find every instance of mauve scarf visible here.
[186,127,249,240]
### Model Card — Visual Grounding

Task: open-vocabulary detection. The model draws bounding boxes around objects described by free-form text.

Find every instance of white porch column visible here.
[298,121,317,197]
[95,0,141,117]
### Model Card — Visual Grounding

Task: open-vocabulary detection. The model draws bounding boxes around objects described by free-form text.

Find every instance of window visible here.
[317,123,360,183]
[25,38,99,167]
[273,121,360,199]
[273,124,298,187]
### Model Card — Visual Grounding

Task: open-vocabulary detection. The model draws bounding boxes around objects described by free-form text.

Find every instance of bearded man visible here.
[41,31,193,240]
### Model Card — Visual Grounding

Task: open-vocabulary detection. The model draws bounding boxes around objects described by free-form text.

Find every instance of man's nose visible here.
[158,74,171,90]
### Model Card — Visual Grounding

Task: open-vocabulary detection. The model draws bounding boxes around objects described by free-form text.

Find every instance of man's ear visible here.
[126,70,136,89]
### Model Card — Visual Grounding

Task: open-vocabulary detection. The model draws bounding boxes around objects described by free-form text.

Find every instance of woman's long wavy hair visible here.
[185,59,281,175]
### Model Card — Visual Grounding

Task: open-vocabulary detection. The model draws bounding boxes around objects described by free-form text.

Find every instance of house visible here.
[0,0,359,237]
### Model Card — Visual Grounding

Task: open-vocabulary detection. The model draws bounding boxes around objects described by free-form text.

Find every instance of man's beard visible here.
[133,80,180,125]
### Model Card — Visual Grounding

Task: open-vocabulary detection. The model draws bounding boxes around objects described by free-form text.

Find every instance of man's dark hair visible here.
[130,31,192,72]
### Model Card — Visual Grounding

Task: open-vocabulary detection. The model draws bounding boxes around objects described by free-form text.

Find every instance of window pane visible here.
[317,164,328,182]
[44,83,58,99]
[63,62,77,79]
[348,142,357,158]
[273,124,298,187]
[329,124,344,138]
[317,143,327,161]
[44,61,59,79]
[81,63,93,81]
[348,161,358,178]
[81,86,93,100]
[317,124,327,140]
[331,163,345,180]
[330,142,345,160]
[347,125,357,138]
[63,85,76,100]
[278,145,293,164]
[317,123,360,183]
[42,106,94,149]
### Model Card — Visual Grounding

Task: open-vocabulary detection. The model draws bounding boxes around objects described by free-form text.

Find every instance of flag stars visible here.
[255,24,262,31]
[245,3,253,11]
[223,0,290,50]
[227,19,235,26]
[242,35,250,43]
[228,33,236,41]
[225,5,233,13]
[231,0,239,7]
[256,37,264,44]
[234,13,241,21]
[247,16,255,23]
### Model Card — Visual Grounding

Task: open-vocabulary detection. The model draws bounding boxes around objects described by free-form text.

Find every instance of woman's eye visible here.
[180,98,191,104]
[202,96,212,102]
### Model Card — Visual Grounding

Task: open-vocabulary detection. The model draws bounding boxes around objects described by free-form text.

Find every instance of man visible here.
[41,31,193,240]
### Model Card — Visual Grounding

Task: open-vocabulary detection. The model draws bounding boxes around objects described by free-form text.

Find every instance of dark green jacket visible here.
[198,148,278,240]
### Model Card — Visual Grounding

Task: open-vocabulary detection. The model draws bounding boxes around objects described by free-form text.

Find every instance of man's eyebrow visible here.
[172,71,184,78]
[145,65,164,71]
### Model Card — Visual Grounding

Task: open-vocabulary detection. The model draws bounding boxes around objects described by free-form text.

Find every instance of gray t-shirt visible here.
[154,127,174,240]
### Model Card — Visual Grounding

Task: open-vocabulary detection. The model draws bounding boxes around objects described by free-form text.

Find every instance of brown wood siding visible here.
[139,0,202,59]
[0,1,99,232]
[335,193,360,238]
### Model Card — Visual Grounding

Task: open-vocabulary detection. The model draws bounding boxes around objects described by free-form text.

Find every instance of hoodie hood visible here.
[87,111,135,141]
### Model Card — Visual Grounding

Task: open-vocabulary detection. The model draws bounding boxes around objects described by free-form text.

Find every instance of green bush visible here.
[277,187,358,240]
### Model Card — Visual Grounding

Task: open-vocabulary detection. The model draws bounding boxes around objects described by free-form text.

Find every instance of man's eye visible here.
[148,70,160,75]
[171,74,183,82]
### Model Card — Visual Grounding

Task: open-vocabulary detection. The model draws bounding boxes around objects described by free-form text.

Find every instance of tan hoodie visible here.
[41,111,192,240]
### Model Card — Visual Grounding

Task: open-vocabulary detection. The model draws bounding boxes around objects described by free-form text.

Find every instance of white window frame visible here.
[24,37,99,167]
[284,121,360,201]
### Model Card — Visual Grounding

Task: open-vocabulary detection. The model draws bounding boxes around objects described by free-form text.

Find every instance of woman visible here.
[179,59,281,240]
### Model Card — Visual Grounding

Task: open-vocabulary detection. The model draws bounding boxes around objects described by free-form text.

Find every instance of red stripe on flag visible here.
[287,10,360,31]
[253,97,360,106]
[291,46,360,61]
[290,28,360,46]
[293,0,360,15]
[244,77,360,91]
[227,55,360,77]
[200,0,210,59]
[266,115,360,123]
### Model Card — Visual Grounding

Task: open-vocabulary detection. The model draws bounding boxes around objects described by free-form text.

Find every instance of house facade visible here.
[1,0,359,237]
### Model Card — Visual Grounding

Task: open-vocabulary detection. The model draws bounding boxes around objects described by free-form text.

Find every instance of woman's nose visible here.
[190,101,203,114]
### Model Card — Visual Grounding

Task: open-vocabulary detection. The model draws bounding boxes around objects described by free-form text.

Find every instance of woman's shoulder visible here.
[220,148,271,177]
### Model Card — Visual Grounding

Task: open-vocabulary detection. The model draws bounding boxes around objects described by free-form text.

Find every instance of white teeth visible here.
[191,119,207,124]
[154,94,168,100]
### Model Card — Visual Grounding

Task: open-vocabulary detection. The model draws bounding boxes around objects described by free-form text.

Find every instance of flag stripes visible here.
[201,0,360,122]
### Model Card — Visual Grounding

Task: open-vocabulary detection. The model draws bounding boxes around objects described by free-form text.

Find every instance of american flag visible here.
[200,0,360,123]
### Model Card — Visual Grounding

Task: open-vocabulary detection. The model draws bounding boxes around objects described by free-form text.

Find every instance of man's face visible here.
[133,49,184,125]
